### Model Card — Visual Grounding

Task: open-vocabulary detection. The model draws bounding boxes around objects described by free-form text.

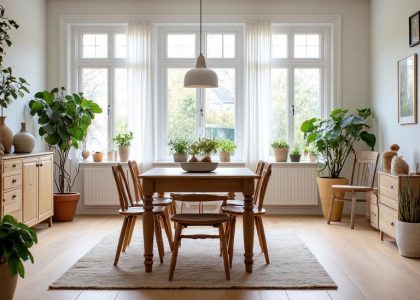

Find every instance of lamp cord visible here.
[200,0,202,55]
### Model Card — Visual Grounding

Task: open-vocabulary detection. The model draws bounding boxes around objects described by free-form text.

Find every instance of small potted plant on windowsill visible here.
[289,144,302,162]
[112,131,133,163]
[217,139,236,162]
[0,215,38,300]
[198,137,218,162]
[272,140,289,162]
[168,137,190,162]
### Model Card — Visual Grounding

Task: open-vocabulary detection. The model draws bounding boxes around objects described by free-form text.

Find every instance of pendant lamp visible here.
[184,0,218,88]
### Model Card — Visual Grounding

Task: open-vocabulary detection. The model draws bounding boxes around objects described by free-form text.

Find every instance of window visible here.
[72,25,128,152]
[157,26,244,161]
[270,26,330,149]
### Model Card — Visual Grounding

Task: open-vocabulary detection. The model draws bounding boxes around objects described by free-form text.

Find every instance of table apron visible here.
[152,178,246,193]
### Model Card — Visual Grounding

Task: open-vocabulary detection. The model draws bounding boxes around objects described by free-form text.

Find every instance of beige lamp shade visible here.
[184,54,218,88]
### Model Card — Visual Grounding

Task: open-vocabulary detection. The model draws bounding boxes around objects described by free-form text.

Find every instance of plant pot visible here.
[12,122,35,153]
[219,151,231,162]
[273,147,288,162]
[189,155,199,162]
[107,151,116,161]
[0,116,13,153]
[53,193,80,222]
[0,263,17,300]
[396,221,420,258]
[289,154,301,162]
[118,146,130,162]
[201,155,212,162]
[81,149,90,160]
[309,154,318,162]
[173,153,188,162]
[317,177,348,221]
[92,152,104,162]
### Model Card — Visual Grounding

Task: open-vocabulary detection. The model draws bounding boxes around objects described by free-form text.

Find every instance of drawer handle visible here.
[391,222,394,226]
[390,185,394,189]
[12,164,16,168]
[12,179,17,183]
[12,195,16,199]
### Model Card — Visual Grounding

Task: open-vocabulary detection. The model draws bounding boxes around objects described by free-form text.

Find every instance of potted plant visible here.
[112,131,133,162]
[308,146,318,162]
[217,139,236,162]
[29,87,102,222]
[271,140,289,162]
[168,137,190,162]
[301,108,376,221]
[289,144,302,162]
[188,140,200,162]
[197,137,218,162]
[0,215,37,300]
[396,177,420,258]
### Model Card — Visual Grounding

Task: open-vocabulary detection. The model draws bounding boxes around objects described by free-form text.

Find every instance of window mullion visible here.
[288,67,295,147]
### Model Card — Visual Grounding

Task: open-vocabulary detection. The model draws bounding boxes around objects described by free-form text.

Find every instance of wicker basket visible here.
[396,221,420,258]
[391,156,409,175]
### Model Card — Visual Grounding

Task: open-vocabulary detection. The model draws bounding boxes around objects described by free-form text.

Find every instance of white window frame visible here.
[156,24,244,161]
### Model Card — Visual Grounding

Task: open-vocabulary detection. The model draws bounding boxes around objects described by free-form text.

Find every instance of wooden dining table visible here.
[139,167,259,273]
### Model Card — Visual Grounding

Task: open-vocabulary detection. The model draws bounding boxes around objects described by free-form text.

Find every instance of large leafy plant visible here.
[29,87,102,193]
[0,215,38,278]
[301,108,376,178]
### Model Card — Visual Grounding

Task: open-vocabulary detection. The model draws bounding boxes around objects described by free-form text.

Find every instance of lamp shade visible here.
[184,54,218,88]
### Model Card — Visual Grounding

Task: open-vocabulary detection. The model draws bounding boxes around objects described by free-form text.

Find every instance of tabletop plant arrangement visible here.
[168,137,190,162]
[217,139,236,162]
[112,131,133,162]
[271,140,289,162]
[301,108,376,221]
[197,137,218,162]
[29,87,102,222]
[0,215,38,300]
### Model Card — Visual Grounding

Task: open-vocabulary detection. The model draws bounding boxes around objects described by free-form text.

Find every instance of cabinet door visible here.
[38,155,53,220]
[22,158,39,224]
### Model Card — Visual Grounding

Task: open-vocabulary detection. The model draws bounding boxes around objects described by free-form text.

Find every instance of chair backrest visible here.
[171,193,228,214]
[350,151,379,188]
[112,164,134,210]
[128,160,144,203]
[256,163,272,211]
[253,160,266,203]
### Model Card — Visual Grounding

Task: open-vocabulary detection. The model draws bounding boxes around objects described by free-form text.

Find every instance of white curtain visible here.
[244,21,272,170]
[127,19,154,171]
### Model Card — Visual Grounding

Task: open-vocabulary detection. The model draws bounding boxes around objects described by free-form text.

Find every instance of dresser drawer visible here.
[3,188,22,204]
[7,210,22,222]
[370,203,379,229]
[379,203,397,238]
[2,198,22,215]
[3,174,22,190]
[3,159,22,175]
[380,174,398,200]
[379,194,398,210]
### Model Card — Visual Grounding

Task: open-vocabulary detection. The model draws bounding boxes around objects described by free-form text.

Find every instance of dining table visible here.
[139,167,259,273]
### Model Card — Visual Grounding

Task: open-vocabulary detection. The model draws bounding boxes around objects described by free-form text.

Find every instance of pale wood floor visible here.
[13,215,420,300]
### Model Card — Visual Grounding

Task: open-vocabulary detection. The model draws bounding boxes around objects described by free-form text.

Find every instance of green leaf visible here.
[360,131,376,149]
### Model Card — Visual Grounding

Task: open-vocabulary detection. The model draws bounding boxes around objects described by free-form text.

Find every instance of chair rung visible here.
[180,234,220,239]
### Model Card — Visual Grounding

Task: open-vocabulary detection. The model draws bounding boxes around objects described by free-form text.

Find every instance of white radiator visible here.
[265,163,318,205]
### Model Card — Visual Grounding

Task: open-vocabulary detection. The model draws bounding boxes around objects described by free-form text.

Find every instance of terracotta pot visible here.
[317,177,348,221]
[81,149,90,160]
[92,152,104,162]
[13,122,35,153]
[396,221,420,258]
[219,151,231,162]
[173,153,188,162]
[201,155,212,162]
[118,146,130,162]
[53,193,80,222]
[0,116,13,153]
[289,154,301,162]
[273,147,288,162]
[0,263,17,300]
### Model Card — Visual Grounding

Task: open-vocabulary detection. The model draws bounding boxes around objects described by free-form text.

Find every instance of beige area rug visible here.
[50,228,336,290]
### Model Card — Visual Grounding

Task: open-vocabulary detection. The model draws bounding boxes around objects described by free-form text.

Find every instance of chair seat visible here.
[171,213,229,225]
[331,184,373,192]
[225,199,244,206]
[222,205,266,216]
[119,206,165,216]
[133,197,173,207]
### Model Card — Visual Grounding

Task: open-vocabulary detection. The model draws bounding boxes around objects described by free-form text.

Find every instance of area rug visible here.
[50,229,336,289]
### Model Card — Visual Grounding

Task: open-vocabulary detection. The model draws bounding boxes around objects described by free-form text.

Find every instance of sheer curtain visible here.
[244,21,272,169]
[127,19,154,171]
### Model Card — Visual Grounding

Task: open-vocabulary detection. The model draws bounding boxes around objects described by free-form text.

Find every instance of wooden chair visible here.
[222,163,272,267]
[327,151,379,229]
[127,160,174,251]
[112,164,170,265]
[168,193,231,281]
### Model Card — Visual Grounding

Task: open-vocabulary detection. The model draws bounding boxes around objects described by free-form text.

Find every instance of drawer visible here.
[2,159,22,175]
[380,174,398,200]
[2,199,22,215]
[370,203,379,229]
[379,203,398,239]
[7,210,22,222]
[379,194,398,210]
[3,189,22,204]
[3,174,22,190]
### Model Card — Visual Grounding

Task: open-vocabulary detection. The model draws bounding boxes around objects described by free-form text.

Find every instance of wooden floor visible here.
[13,215,420,300]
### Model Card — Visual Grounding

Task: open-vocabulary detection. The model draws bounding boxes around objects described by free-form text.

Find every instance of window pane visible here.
[115,68,128,136]
[115,34,127,58]
[272,34,287,58]
[82,68,108,152]
[167,68,197,142]
[270,68,288,148]
[223,34,235,58]
[294,34,320,58]
[167,34,195,58]
[294,68,321,143]
[82,34,108,58]
[207,34,223,58]
[205,69,235,141]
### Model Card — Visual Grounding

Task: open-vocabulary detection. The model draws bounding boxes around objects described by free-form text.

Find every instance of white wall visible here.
[2,0,47,151]
[371,0,420,171]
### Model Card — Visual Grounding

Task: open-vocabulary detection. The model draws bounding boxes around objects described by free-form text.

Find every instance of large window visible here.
[72,25,128,152]
[157,25,244,161]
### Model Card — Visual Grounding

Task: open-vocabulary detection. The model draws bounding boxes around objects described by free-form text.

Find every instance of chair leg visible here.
[162,210,174,252]
[218,223,230,280]
[255,215,264,252]
[154,215,164,263]
[257,216,269,264]
[228,216,236,268]
[327,193,336,224]
[169,223,182,281]
[122,217,132,252]
[126,216,136,247]
[114,217,129,266]
[350,192,357,229]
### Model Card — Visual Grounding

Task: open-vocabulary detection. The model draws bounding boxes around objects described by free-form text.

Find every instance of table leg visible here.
[142,178,154,272]
[243,179,255,273]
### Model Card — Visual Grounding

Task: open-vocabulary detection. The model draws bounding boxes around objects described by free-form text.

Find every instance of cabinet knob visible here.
[12,179,16,183]
[12,164,16,168]
[12,195,16,199]
[39,163,43,167]
[390,185,394,189]
[391,222,394,226]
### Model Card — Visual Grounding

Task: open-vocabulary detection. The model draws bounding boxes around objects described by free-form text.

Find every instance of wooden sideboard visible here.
[1,152,54,227]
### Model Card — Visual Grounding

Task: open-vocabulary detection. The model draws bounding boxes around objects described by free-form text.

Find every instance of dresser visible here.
[1,152,54,227]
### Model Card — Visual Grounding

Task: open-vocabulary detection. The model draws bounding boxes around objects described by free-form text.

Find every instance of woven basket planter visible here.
[396,221,420,258]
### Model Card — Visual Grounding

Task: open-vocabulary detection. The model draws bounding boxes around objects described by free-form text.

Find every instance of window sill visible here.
[79,160,128,166]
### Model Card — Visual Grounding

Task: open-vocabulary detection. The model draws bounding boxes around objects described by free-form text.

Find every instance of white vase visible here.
[396,221,420,258]
[13,122,35,153]
[119,146,130,162]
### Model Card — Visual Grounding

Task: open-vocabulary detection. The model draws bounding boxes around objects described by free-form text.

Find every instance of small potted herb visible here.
[289,144,302,162]
[197,137,218,162]
[271,140,289,162]
[217,139,236,162]
[168,137,190,162]
[188,140,200,162]
[112,131,133,162]
[0,215,38,300]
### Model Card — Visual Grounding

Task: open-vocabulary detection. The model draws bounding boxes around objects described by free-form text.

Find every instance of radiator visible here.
[265,163,318,205]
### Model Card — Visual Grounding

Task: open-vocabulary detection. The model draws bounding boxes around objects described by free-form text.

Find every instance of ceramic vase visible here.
[118,146,130,162]
[219,151,231,162]
[273,147,288,162]
[81,149,90,160]
[12,122,35,153]
[0,116,13,153]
